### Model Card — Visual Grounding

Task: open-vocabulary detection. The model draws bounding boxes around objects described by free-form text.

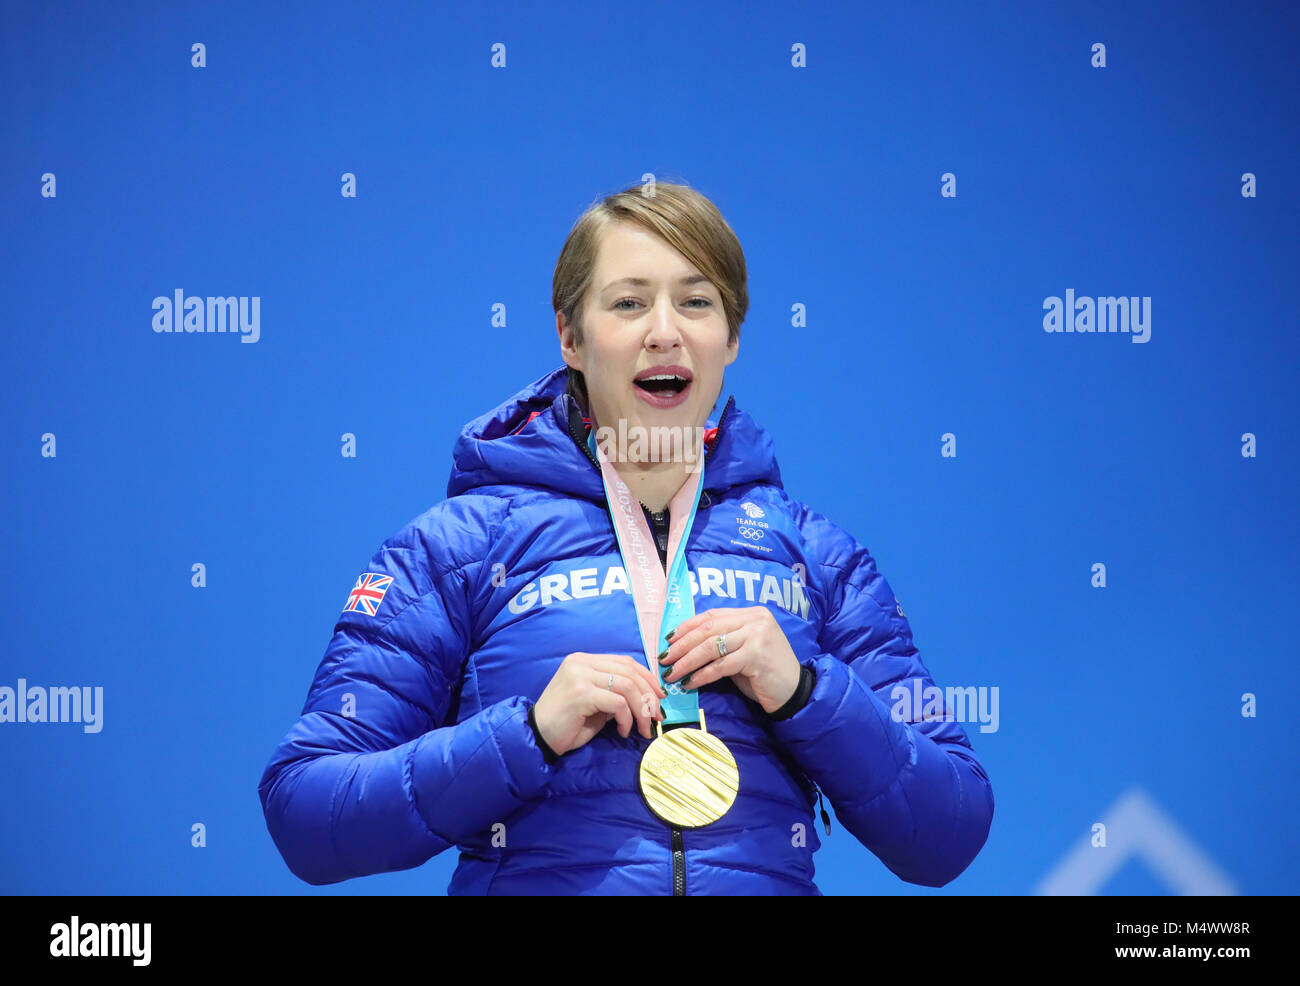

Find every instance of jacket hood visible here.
[447,364,783,502]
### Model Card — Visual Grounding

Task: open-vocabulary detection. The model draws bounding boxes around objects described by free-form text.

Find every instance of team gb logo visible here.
[740,502,765,518]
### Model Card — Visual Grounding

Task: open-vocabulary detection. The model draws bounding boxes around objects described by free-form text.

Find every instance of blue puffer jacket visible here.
[258,365,994,894]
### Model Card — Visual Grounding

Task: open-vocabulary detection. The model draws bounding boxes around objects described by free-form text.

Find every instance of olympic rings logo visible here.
[739,527,765,541]
[646,756,694,779]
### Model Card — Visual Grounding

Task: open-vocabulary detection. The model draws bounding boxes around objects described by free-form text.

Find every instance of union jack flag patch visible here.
[344,573,394,616]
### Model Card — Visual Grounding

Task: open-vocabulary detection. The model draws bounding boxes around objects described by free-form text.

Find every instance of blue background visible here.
[2,0,1296,895]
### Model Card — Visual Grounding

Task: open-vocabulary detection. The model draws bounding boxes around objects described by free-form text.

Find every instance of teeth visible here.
[639,374,686,382]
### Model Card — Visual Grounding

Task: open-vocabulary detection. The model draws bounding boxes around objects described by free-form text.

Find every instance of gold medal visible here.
[638,710,739,828]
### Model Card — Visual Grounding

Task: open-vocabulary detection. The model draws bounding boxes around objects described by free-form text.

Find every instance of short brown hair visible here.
[553,179,748,412]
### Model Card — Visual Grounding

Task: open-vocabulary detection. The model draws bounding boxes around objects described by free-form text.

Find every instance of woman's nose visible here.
[645,299,684,344]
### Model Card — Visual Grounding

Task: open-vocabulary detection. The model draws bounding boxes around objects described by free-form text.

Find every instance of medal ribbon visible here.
[588,426,706,726]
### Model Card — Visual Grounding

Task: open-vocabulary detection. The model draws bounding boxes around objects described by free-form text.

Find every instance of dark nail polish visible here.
[657,649,669,663]
[665,628,677,641]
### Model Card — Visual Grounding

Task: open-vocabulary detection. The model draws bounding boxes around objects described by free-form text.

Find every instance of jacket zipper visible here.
[814,783,831,835]
[647,504,671,561]
[568,401,602,471]
[671,826,686,895]
[647,503,686,897]
[567,395,739,897]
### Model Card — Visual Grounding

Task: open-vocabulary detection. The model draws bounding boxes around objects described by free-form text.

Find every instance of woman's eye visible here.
[687,297,712,307]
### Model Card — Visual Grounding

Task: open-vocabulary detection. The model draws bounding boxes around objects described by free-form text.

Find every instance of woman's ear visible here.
[724,337,739,367]
[556,312,581,369]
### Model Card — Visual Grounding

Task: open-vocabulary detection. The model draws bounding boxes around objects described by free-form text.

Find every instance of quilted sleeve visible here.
[769,500,995,888]
[257,496,554,885]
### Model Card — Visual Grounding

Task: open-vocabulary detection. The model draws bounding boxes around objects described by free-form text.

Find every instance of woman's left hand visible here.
[660,607,803,715]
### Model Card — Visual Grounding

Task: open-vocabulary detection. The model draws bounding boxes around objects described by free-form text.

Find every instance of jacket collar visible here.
[447,365,783,502]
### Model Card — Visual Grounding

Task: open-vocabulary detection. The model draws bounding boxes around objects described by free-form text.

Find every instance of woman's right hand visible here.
[533,653,667,756]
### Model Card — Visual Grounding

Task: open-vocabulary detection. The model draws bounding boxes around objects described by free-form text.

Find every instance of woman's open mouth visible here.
[633,373,692,408]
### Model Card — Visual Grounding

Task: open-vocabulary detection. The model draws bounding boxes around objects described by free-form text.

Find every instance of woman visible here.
[258,181,994,894]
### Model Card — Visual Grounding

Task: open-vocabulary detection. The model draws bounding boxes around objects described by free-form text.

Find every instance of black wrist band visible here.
[527,702,561,764]
[767,664,816,722]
